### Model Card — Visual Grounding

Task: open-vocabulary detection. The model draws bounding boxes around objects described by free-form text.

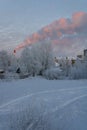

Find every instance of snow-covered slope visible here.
[0,77,87,130]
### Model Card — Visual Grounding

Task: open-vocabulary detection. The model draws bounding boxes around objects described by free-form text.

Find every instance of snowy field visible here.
[0,77,87,130]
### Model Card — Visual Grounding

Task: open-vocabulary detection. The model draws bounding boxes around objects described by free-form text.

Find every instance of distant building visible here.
[74,49,87,69]
[84,49,87,61]
[77,55,83,59]
[0,69,5,79]
[54,57,59,67]
[76,49,87,61]
[84,49,87,57]
[71,59,76,66]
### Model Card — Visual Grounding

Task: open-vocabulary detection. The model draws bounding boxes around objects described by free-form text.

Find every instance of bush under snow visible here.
[43,67,64,80]
[69,59,87,79]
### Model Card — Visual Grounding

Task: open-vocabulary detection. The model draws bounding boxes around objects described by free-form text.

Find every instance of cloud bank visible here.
[15,12,87,56]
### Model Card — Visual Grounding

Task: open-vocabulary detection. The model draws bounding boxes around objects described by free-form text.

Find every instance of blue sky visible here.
[0,0,87,32]
[0,0,87,50]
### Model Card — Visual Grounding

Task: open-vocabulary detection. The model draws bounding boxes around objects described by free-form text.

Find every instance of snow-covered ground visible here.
[0,77,87,130]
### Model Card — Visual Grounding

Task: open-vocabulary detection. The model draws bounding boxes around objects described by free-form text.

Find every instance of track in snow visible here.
[0,86,87,110]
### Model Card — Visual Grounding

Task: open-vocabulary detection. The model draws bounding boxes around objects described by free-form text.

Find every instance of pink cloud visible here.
[14,12,87,56]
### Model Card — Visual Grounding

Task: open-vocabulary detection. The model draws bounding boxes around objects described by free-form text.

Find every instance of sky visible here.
[0,0,87,53]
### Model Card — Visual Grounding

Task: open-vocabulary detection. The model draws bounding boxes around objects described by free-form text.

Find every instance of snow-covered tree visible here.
[70,58,87,79]
[57,57,71,77]
[8,54,19,72]
[0,50,10,70]
[20,41,55,76]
